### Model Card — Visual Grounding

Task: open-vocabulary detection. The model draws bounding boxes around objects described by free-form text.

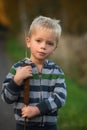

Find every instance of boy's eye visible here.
[36,39,41,42]
[47,42,54,46]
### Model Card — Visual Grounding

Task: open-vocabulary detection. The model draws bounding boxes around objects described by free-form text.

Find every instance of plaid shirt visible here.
[1,58,67,125]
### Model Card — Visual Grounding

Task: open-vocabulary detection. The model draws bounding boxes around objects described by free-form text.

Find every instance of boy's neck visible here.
[30,57,45,65]
[30,57,45,73]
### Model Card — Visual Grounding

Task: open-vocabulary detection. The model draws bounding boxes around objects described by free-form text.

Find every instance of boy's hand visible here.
[14,66,32,85]
[22,106,40,118]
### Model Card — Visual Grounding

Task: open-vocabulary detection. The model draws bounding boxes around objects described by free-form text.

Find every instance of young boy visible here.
[1,16,67,130]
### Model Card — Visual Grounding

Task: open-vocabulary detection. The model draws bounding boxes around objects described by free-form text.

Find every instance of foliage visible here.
[0,0,10,26]
[6,34,30,63]
[60,0,87,34]
[3,0,21,33]
[3,0,87,34]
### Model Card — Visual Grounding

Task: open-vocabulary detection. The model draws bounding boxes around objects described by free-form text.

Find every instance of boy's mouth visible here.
[38,51,46,56]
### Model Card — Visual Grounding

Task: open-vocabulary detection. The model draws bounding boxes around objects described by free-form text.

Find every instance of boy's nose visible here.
[41,42,46,49]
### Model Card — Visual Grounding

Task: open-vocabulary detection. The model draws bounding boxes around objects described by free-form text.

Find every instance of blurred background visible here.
[0,0,87,130]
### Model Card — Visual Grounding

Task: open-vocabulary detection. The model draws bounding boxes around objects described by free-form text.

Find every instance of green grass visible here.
[58,77,87,130]
[6,35,30,63]
[6,35,87,130]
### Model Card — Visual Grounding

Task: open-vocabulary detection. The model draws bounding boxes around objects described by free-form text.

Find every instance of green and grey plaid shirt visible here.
[1,58,67,125]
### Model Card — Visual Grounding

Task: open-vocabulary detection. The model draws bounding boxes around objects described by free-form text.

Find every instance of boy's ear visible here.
[26,37,30,48]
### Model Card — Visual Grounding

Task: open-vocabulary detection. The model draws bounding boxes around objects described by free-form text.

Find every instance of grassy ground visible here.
[6,35,30,63]
[58,77,87,130]
[6,35,87,130]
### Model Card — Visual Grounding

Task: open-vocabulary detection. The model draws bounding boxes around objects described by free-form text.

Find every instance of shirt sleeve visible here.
[1,65,22,104]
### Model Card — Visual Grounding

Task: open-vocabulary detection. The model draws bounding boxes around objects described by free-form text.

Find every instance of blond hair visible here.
[28,16,62,44]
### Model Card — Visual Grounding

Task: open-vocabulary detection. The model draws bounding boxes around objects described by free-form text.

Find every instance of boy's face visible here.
[26,27,57,63]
